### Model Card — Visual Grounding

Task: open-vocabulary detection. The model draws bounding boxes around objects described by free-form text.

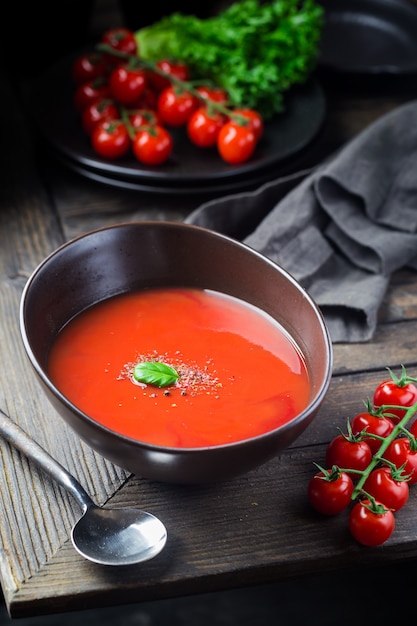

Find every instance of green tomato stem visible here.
[120,107,137,140]
[386,364,417,386]
[96,43,250,125]
[351,401,417,500]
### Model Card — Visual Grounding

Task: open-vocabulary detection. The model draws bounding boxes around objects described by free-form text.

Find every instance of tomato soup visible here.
[48,288,311,448]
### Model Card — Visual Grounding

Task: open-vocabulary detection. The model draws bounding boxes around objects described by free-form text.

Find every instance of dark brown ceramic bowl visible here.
[20,221,333,484]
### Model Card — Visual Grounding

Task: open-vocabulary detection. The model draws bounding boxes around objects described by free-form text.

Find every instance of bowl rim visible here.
[19,220,333,453]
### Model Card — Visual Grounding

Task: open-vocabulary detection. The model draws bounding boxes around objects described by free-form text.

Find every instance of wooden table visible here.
[2,32,417,619]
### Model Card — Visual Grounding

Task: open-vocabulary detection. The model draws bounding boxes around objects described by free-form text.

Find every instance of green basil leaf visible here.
[133,361,179,387]
[135,0,324,119]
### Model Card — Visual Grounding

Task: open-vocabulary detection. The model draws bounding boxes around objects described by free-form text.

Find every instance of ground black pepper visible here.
[119,350,223,399]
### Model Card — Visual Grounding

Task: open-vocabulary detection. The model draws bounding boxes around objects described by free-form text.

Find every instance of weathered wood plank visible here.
[333,320,417,375]
[0,68,131,611]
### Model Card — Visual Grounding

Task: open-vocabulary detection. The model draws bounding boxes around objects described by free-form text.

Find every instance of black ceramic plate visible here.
[31,53,326,189]
[318,0,417,74]
[54,151,310,197]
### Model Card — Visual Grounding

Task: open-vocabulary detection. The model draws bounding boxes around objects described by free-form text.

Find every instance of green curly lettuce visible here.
[135,0,324,119]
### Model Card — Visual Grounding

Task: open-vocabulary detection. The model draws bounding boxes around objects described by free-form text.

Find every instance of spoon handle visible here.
[0,409,94,511]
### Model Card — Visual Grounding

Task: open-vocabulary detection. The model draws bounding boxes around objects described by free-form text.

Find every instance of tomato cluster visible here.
[71,27,264,166]
[308,366,417,547]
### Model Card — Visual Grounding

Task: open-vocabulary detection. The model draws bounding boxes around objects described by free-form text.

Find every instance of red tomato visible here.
[326,434,372,472]
[157,86,198,127]
[383,437,417,484]
[132,125,173,165]
[308,469,354,515]
[129,87,158,110]
[101,27,138,56]
[196,85,229,104]
[350,411,395,454]
[363,467,409,511]
[148,59,190,92]
[128,109,161,131]
[230,108,264,141]
[72,52,110,84]
[187,107,226,148]
[81,98,119,135]
[217,122,256,164]
[374,367,417,422]
[408,419,417,438]
[109,65,147,105]
[349,499,395,546]
[91,120,130,159]
[74,78,111,112]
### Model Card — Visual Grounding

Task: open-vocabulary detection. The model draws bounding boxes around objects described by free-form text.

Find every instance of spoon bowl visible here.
[0,409,167,566]
[72,506,167,566]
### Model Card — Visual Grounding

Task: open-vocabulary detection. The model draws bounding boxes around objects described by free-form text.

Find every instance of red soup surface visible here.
[48,288,311,448]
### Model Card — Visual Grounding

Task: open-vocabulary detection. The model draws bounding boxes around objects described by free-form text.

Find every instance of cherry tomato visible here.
[101,27,138,56]
[217,121,256,164]
[132,125,173,165]
[374,367,417,422]
[148,59,190,92]
[128,109,161,131]
[74,78,111,112]
[157,86,198,127]
[81,98,119,135]
[363,466,409,511]
[187,107,226,148]
[408,419,417,438]
[196,85,229,104]
[129,87,158,110]
[349,499,395,546]
[231,108,264,141]
[91,120,130,159]
[72,52,110,84]
[308,468,354,515]
[383,437,417,484]
[326,434,372,472]
[109,65,147,105]
[350,410,395,454]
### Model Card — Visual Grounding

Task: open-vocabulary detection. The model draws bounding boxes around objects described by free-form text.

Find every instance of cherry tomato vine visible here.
[71,27,264,166]
[308,365,417,547]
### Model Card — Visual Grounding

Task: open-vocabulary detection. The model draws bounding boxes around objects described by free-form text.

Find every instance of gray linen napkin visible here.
[186,99,417,343]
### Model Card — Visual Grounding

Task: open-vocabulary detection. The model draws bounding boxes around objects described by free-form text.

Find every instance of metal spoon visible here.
[0,410,167,565]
